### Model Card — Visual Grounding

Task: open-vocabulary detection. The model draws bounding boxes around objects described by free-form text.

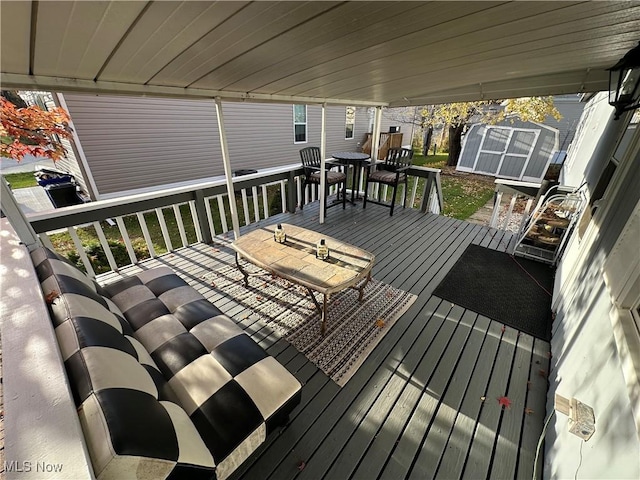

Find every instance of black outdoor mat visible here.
[433,244,555,341]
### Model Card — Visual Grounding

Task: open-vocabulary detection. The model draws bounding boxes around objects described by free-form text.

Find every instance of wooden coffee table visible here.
[230,224,375,334]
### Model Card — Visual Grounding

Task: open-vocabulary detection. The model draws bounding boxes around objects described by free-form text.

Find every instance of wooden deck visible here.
[100,202,550,480]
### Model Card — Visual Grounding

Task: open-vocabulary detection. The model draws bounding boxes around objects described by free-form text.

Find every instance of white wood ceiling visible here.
[1,1,639,106]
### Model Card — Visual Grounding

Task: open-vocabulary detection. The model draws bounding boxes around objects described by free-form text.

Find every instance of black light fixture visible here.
[608,41,640,120]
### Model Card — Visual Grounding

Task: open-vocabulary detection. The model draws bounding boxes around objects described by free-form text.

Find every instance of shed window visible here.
[345,106,356,139]
[293,105,307,143]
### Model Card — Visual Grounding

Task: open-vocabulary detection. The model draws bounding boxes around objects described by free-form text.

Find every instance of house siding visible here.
[545,94,640,479]
[61,94,371,196]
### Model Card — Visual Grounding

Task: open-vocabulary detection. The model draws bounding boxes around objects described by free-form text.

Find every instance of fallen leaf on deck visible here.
[501,325,506,333]
[538,369,547,378]
[480,396,486,402]
[45,291,59,304]
[210,282,216,288]
[498,396,512,409]
[525,407,535,415]
[256,296,263,301]
[375,318,386,328]
[297,461,306,471]
[527,381,532,391]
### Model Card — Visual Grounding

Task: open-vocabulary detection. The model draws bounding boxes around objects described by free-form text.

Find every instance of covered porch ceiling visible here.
[1,1,639,106]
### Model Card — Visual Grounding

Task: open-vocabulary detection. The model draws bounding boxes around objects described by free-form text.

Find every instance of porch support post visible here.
[319,102,327,224]
[371,106,383,162]
[0,178,41,250]
[214,97,241,239]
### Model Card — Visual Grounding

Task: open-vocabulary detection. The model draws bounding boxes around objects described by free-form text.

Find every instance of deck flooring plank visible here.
[373,215,460,281]
[489,333,534,479]
[247,296,444,480]
[93,203,546,480]
[460,325,519,479]
[355,308,478,480]
[399,314,492,480]
[516,338,551,480]
[431,319,504,479]
[313,304,466,480]
[403,222,484,295]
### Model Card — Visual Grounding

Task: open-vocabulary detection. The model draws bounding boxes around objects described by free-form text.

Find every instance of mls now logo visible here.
[4,461,63,473]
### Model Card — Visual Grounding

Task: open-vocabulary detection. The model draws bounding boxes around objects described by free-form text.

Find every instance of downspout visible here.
[214,97,241,239]
[54,93,101,201]
[319,103,327,224]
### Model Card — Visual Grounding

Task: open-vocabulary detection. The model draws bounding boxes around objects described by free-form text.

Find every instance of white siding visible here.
[546,96,640,479]
[61,94,372,195]
[63,94,221,195]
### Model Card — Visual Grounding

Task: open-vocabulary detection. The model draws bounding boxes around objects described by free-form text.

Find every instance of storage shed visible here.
[456,119,558,182]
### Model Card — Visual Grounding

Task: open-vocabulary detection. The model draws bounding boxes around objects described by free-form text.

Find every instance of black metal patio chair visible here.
[363,147,414,216]
[299,146,346,213]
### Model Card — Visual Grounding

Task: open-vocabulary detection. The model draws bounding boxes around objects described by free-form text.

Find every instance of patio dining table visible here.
[331,152,371,204]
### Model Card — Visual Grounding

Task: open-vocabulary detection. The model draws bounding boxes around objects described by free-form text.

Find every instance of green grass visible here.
[440,176,494,220]
[411,153,449,169]
[2,172,38,188]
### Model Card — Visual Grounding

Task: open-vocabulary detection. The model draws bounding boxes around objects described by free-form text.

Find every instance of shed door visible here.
[473,127,538,179]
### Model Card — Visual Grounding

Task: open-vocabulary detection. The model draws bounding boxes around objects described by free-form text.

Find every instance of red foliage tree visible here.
[0,96,72,161]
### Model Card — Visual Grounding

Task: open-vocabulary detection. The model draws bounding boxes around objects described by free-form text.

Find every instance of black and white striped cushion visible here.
[31,248,216,480]
[105,267,302,480]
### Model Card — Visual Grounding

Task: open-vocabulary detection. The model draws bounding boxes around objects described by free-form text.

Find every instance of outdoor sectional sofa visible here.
[30,246,302,480]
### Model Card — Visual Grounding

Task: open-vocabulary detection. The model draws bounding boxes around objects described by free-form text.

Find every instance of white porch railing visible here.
[16,163,442,277]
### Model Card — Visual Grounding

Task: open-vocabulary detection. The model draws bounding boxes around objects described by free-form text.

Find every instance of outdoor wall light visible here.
[608,41,640,120]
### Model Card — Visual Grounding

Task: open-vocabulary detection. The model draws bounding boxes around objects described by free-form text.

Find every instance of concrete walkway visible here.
[0,154,56,174]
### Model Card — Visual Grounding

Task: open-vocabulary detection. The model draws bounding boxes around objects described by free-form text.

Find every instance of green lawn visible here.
[2,172,37,188]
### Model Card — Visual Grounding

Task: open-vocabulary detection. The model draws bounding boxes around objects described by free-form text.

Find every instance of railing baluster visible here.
[501,195,518,231]
[517,198,534,236]
[155,207,173,252]
[489,191,503,228]
[136,212,157,258]
[241,189,250,226]
[39,233,54,250]
[280,180,287,213]
[173,204,188,247]
[296,177,302,210]
[252,186,260,222]
[217,195,228,233]
[262,185,269,219]
[189,201,203,243]
[93,221,118,271]
[68,226,96,278]
[410,176,419,208]
[115,216,137,264]
[204,197,216,238]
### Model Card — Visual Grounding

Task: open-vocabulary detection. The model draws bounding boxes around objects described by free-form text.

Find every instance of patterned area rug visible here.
[203,264,416,386]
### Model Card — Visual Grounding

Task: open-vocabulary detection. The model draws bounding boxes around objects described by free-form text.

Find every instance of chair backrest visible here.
[382,147,413,171]
[300,147,322,172]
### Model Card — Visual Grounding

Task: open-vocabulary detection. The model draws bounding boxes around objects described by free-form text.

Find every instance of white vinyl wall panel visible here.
[63,93,222,195]
[61,95,372,194]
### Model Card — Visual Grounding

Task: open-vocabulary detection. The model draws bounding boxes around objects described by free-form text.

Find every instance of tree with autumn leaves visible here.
[1,92,72,162]
[386,97,562,166]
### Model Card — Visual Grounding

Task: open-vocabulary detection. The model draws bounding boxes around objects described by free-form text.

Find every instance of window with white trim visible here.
[293,105,307,143]
[345,106,355,139]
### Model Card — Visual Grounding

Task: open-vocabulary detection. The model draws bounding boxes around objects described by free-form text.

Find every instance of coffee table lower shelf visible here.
[235,253,372,335]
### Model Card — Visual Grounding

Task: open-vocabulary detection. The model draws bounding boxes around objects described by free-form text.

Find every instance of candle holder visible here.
[316,238,329,260]
[274,224,286,243]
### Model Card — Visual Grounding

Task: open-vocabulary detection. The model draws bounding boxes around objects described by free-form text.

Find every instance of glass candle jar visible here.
[316,238,329,260]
